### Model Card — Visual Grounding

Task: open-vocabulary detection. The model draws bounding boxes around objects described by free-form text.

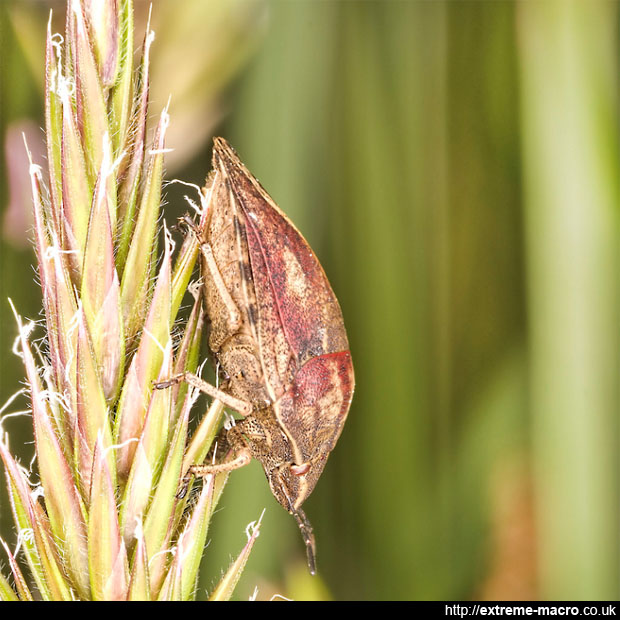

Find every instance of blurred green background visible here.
[0,0,618,601]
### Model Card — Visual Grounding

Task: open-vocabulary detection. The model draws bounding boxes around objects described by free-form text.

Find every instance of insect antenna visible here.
[293,508,317,576]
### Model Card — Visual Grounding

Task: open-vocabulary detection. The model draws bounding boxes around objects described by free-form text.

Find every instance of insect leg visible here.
[188,450,251,476]
[153,372,252,416]
[201,242,242,334]
[187,424,252,477]
[176,435,251,498]
[177,214,241,335]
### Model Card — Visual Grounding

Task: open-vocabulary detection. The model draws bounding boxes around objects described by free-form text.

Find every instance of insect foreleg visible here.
[201,242,242,335]
[177,214,241,337]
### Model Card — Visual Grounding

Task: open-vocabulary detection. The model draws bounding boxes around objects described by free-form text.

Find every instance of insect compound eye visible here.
[290,462,311,476]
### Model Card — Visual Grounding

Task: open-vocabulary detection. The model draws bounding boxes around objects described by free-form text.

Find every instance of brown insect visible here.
[157,138,354,574]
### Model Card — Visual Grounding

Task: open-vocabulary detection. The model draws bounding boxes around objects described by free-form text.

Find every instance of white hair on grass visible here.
[223,412,237,431]
[219,369,242,427]
[148,100,172,156]
[165,178,210,219]
[148,546,176,570]
[209,440,220,465]
[132,516,144,543]
[8,299,57,389]
[149,147,175,156]
[270,593,294,601]
[0,539,18,569]
[9,300,35,362]
[101,434,139,460]
[0,422,44,502]
[0,389,29,426]
[187,277,204,301]
[0,399,33,461]
[47,12,73,100]
[6,301,74,453]
[163,220,176,257]
[142,326,170,357]
[173,529,191,566]
[97,130,127,189]
[51,298,82,389]
[38,387,71,412]
[26,156,43,181]
[248,589,294,603]
[53,8,76,105]
[244,508,265,543]
[196,357,209,377]
[42,233,80,262]
[10,296,75,452]
[146,21,155,48]
[186,382,202,412]
[14,528,36,559]
[212,366,221,395]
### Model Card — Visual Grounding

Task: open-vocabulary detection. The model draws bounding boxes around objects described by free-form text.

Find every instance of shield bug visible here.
[157,138,354,574]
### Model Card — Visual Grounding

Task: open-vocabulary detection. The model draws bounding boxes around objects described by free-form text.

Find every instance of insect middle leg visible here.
[154,371,252,416]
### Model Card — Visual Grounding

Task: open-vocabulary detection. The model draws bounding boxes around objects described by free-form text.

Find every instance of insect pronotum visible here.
[157,138,355,574]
